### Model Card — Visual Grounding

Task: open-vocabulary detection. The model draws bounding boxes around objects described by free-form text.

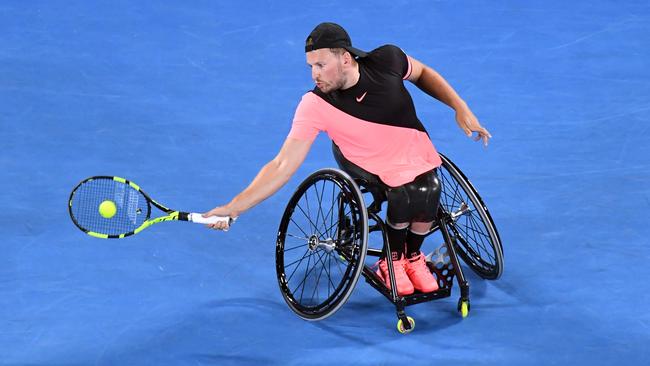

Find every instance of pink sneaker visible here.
[406,252,439,293]
[375,256,414,296]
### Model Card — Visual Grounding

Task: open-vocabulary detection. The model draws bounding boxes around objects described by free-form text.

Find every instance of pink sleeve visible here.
[288,93,324,142]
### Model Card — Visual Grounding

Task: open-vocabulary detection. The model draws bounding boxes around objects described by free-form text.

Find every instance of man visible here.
[203,22,491,296]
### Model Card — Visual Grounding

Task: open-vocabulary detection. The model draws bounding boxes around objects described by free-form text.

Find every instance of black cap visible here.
[305,22,368,58]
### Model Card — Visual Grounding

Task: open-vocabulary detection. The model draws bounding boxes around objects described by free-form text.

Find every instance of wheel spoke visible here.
[295,200,325,238]
[285,247,316,282]
[302,188,318,236]
[286,233,310,241]
[310,250,326,304]
[293,248,334,304]
[296,249,313,303]
[288,217,311,239]
[322,204,354,238]
[284,241,309,252]
[319,182,338,239]
[314,180,327,236]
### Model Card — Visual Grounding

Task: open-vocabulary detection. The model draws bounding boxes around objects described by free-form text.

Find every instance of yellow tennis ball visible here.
[99,200,117,219]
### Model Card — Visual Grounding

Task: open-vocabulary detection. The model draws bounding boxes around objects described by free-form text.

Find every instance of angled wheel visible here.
[437,154,504,280]
[276,168,368,320]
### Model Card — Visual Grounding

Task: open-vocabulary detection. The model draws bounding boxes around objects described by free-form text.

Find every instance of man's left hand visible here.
[455,107,491,147]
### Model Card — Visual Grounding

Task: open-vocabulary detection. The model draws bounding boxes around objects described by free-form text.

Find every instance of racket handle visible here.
[188,213,235,225]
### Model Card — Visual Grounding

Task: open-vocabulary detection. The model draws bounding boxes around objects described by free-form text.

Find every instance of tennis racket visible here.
[68,176,233,239]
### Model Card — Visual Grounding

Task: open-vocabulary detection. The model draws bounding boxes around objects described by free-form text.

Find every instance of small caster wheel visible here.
[458,298,470,318]
[397,316,415,334]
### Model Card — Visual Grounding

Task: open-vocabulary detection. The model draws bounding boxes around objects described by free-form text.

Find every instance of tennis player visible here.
[204,22,490,295]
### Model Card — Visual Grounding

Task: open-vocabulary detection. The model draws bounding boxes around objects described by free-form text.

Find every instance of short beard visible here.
[324,62,347,94]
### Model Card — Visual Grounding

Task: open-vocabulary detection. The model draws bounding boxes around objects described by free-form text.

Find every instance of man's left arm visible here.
[406,56,491,146]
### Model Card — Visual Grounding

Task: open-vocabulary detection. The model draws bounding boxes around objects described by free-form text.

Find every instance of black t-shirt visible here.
[312,44,427,133]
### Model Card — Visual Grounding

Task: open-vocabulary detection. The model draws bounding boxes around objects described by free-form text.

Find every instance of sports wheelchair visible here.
[275,144,503,333]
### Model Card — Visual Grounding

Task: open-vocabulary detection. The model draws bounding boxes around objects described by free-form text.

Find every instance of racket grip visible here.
[188,213,235,225]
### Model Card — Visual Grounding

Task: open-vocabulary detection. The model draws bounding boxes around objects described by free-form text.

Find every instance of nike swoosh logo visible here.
[356,91,368,103]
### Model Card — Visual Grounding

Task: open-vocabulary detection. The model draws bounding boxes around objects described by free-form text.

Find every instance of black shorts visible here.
[386,169,441,224]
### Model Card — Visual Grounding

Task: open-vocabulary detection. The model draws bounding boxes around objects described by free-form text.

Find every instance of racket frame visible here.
[68,176,194,239]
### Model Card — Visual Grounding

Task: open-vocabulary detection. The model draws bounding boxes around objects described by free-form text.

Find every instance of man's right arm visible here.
[203,137,313,229]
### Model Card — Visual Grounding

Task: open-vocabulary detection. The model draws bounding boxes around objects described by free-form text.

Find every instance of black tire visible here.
[437,154,504,280]
[276,168,368,320]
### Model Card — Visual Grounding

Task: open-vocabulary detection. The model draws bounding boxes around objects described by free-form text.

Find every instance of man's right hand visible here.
[202,205,237,231]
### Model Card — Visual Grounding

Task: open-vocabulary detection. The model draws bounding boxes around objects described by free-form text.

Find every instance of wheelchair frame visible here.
[275,153,503,333]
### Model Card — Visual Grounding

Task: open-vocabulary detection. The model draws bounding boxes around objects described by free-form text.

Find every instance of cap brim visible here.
[344,46,368,58]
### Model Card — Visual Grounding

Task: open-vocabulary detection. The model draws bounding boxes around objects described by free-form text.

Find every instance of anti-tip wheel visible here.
[458,298,470,318]
[397,316,415,334]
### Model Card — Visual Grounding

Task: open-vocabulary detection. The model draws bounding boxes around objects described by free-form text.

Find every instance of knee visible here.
[410,220,434,234]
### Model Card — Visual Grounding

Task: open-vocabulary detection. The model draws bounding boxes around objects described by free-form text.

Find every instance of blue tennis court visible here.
[1,0,649,364]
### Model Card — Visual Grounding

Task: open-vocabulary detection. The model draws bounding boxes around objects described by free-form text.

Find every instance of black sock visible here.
[383,225,407,260]
[405,230,426,258]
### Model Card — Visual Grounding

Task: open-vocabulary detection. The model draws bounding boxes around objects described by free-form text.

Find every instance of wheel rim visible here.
[438,154,504,279]
[276,169,368,320]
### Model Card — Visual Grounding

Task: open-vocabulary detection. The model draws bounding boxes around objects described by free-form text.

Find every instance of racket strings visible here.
[70,178,150,236]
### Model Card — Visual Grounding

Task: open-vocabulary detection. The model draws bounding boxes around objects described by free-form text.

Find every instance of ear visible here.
[342,51,354,66]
